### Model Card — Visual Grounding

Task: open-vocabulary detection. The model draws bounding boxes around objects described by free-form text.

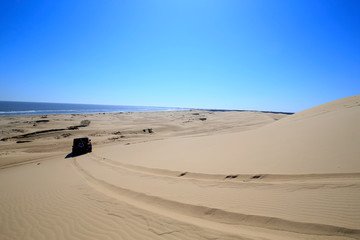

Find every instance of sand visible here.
[0,95,359,240]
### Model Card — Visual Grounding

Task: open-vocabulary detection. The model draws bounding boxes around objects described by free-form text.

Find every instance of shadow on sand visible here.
[65,152,89,159]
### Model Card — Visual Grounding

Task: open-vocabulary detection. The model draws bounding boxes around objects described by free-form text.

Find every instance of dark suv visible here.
[72,137,92,155]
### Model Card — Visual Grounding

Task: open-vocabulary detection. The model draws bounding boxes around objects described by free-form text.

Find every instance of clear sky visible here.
[1,0,359,112]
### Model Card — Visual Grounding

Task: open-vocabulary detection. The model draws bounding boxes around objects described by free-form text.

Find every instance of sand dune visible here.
[0,95,359,239]
[99,95,360,174]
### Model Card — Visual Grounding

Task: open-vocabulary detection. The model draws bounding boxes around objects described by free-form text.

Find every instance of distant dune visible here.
[99,95,360,174]
[0,95,359,240]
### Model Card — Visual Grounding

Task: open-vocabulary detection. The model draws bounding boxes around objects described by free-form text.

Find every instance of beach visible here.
[1,95,359,240]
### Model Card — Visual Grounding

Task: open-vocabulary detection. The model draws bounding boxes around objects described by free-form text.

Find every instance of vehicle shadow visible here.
[65,152,88,159]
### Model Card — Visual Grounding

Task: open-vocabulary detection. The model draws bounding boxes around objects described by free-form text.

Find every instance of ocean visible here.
[0,101,185,116]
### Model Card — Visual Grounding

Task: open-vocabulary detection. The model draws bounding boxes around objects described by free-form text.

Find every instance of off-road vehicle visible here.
[72,137,92,155]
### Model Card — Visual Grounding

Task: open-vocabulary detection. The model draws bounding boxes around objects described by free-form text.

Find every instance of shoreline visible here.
[0,108,295,117]
[0,99,294,116]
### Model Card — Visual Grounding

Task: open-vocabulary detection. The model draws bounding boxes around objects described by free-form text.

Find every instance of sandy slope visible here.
[0,157,247,240]
[0,95,359,240]
[99,95,360,174]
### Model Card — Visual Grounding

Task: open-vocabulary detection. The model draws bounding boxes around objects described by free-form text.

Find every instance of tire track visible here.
[89,153,360,189]
[71,156,360,239]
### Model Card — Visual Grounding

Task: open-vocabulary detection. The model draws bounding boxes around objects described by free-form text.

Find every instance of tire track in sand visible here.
[71,154,360,239]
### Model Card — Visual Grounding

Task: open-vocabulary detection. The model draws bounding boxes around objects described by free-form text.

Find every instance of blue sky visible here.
[1,0,359,112]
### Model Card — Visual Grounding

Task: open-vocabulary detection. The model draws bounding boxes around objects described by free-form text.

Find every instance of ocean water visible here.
[0,101,184,116]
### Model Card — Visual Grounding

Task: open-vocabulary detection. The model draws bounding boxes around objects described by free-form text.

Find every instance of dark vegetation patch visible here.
[6,129,67,140]
[80,120,91,127]
[108,137,120,141]
[225,174,238,179]
[68,119,91,130]
[35,120,49,123]
[179,172,188,177]
[1,120,91,141]
[143,128,154,133]
[12,129,25,133]
[16,140,32,143]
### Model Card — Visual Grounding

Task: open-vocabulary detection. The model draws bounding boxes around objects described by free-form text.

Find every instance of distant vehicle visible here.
[72,137,92,155]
